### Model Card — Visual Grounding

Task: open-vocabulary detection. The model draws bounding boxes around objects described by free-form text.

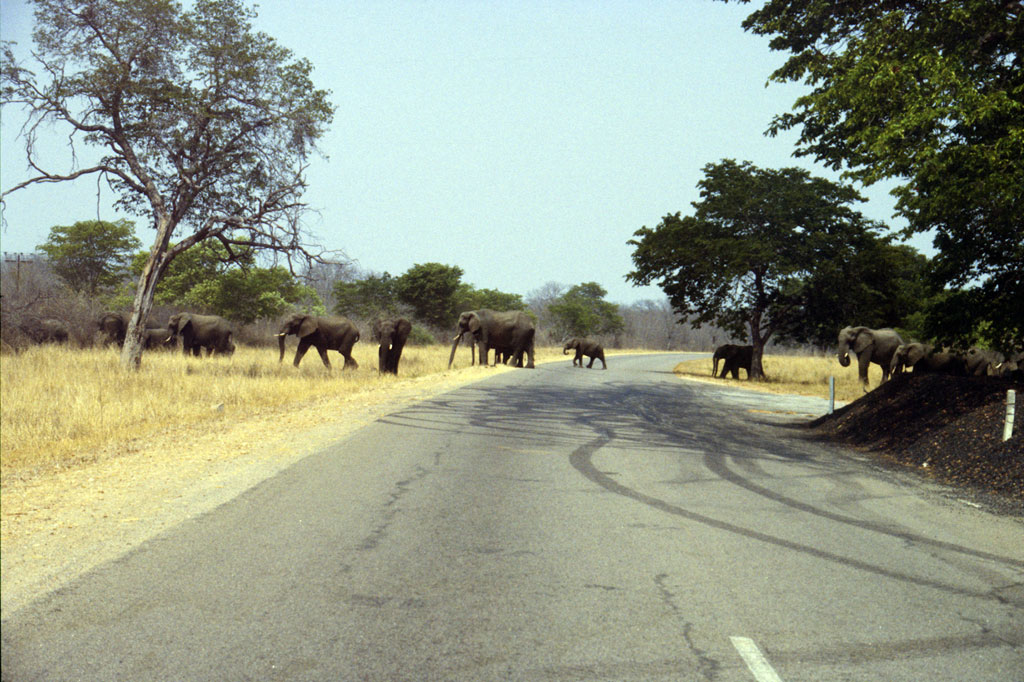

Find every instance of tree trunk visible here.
[119,216,174,370]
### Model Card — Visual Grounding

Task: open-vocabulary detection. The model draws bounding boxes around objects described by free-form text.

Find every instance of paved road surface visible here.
[4,354,1023,681]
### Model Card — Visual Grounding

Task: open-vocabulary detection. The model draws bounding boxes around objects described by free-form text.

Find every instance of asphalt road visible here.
[4,354,1023,681]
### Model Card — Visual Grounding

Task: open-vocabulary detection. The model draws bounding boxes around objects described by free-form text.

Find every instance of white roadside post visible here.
[828,376,836,415]
[1004,390,1017,442]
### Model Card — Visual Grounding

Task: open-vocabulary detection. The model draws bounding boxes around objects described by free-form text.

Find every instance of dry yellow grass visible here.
[674,354,882,403]
[0,343,569,480]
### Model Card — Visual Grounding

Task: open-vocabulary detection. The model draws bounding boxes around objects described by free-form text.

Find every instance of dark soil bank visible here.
[812,374,1023,514]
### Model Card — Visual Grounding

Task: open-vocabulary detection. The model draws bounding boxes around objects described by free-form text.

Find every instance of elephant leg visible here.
[574,350,582,367]
[293,338,314,367]
[599,355,607,369]
[341,352,358,370]
[587,355,595,368]
[858,354,871,389]
[316,346,332,368]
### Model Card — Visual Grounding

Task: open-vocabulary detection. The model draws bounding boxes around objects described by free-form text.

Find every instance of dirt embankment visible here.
[811,373,1024,513]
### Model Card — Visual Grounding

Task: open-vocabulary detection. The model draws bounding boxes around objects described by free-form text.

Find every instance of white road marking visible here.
[731,636,785,682]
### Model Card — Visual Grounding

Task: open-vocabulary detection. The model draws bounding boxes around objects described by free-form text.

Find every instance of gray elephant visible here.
[373,318,412,375]
[97,312,128,346]
[19,317,69,344]
[563,337,607,369]
[166,313,235,357]
[965,348,1005,376]
[890,343,966,376]
[712,343,752,379]
[143,328,175,350]
[97,311,161,347]
[837,326,904,390]
[448,309,535,369]
[277,313,359,369]
[990,351,1024,379]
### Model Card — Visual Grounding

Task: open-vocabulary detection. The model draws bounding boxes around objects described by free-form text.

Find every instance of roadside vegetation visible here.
[0,344,577,482]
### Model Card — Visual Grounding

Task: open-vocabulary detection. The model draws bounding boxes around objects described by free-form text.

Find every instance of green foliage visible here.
[183,266,322,323]
[332,273,399,319]
[407,324,438,346]
[453,285,527,314]
[734,0,1023,349]
[547,282,624,338]
[127,240,321,322]
[394,263,465,329]
[628,160,922,373]
[36,219,141,295]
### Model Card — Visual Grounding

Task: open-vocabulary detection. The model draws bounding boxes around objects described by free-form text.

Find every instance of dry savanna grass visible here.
[673,354,883,403]
[2,345,869,482]
[0,342,570,481]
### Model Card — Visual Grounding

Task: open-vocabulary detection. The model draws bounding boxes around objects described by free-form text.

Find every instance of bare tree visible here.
[2,0,334,368]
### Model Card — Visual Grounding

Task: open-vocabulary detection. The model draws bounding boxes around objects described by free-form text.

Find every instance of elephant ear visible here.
[297,315,319,338]
[179,314,193,335]
[851,328,873,354]
[468,314,482,334]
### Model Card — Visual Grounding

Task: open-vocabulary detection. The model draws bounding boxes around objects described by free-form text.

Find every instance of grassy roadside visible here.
[0,344,589,483]
[673,354,879,404]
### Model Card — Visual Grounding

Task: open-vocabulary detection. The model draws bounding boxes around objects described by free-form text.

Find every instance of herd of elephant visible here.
[712,325,1023,389]
[89,308,609,375]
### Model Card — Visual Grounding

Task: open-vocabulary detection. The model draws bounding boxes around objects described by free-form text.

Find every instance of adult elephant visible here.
[712,343,752,379]
[563,337,607,369]
[277,313,359,369]
[166,313,235,357]
[373,318,412,375]
[448,309,535,369]
[965,348,1005,376]
[891,343,966,376]
[837,326,903,390]
[97,312,162,347]
[97,312,128,346]
[19,317,69,344]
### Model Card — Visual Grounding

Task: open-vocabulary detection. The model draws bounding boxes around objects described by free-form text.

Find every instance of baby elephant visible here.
[563,337,607,369]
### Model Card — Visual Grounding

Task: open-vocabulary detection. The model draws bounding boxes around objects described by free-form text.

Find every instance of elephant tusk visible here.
[276,332,287,337]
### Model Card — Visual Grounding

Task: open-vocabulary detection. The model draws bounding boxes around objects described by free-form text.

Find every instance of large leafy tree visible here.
[547,282,624,339]
[2,0,334,368]
[127,240,321,322]
[727,0,1023,348]
[394,263,464,329]
[333,273,400,320]
[627,160,907,379]
[36,218,140,294]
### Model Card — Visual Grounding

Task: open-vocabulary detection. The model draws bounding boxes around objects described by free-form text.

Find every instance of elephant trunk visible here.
[837,344,852,367]
[447,333,461,369]
[277,332,287,363]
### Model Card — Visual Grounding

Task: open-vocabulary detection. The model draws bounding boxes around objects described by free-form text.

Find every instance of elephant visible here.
[143,328,175,350]
[166,313,235,357]
[448,309,535,369]
[990,351,1024,379]
[837,326,904,390]
[19,317,69,344]
[373,317,412,374]
[890,343,967,376]
[563,337,607,369]
[97,312,162,347]
[712,343,752,379]
[97,312,128,346]
[965,348,1005,376]
[277,313,359,369]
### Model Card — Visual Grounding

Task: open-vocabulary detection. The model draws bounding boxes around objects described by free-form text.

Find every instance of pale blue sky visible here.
[0,0,929,304]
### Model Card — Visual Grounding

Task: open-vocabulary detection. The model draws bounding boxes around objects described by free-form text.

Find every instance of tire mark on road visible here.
[702,452,1024,569]
[568,438,1010,602]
